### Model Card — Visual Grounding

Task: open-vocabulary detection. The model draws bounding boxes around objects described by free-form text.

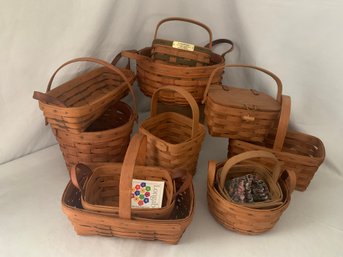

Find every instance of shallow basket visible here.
[228,95,326,191]
[121,38,233,104]
[139,86,206,176]
[151,17,213,67]
[202,64,282,143]
[53,100,135,171]
[33,55,135,133]
[62,134,195,244]
[207,157,296,235]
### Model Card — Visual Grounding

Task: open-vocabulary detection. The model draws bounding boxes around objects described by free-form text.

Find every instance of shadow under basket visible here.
[53,101,135,171]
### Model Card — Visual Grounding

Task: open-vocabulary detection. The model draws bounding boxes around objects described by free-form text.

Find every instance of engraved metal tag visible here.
[172,41,195,51]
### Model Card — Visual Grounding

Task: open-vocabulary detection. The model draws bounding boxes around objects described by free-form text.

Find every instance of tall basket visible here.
[33,56,135,133]
[139,86,206,176]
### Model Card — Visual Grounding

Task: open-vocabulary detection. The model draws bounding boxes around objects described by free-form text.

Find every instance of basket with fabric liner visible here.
[33,55,135,133]
[151,17,213,67]
[139,86,206,176]
[216,151,284,209]
[62,133,195,244]
[52,99,136,172]
[207,155,297,234]
[202,64,282,143]
[228,95,326,191]
[121,38,233,104]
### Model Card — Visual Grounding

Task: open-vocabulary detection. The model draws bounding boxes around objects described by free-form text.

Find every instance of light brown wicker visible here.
[33,56,135,133]
[139,86,206,176]
[228,95,326,191]
[202,64,282,142]
[62,134,195,244]
[207,157,296,234]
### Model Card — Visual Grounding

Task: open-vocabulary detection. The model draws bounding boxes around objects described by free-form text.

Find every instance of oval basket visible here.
[139,86,206,176]
[202,64,282,143]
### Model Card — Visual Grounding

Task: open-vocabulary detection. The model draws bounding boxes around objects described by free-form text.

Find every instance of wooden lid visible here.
[208,85,281,112]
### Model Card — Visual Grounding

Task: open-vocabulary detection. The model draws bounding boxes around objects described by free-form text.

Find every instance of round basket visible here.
[139,86,206,176]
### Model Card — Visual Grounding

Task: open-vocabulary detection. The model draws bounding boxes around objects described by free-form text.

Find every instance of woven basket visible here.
[216,151,284,209]
[33,55,135,133]
[121,38,233,104]
[53,100,135,171]
[228,95,326,191]
[207,157,296,235]
[151,17,213,67]
[202,64,282,142]
[139,86,206,176]
[69,134,192,219]
[62,135,195,244]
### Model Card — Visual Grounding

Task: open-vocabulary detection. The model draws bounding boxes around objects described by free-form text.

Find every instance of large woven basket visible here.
[69,134,192,219]
[121,38,233,105]
[139,86,206,176]
[228,95,326,191]
[53,100,135,171]
[202,64,282,143]
[151,17,213,67]
[216,151,284,209]
[33,55,135,133]
[62,135,195,244]
[207,156,296,235]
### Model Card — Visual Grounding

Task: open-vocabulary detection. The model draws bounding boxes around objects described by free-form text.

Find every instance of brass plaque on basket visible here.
[172,41,195,51]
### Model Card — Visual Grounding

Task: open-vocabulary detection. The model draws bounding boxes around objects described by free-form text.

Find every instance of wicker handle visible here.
[171,170,193,200]
[150,86,200,138]
[69,163,93,197]
[281,169,297,194]
[32,91,67,107]
[202,64,283,104]
[219,150,282,189]
[121,49,151,62]
[207,160,218,187]
[272,95,291,151]
[204,38,234,58]
[111,51,130,69]
[153,17,213,49]
[45,57,137,114]
[119,133,147,220]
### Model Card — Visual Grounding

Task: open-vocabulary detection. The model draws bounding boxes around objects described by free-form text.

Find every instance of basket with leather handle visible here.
[33,54,135,133]
[207,155,297,235]
[62,133,195,244]
[121,38,233,104]
[139,86,206,176]
[202,64,282,142]
[228,95,326,191]
[216,150,284,209]
[151,17,213,67]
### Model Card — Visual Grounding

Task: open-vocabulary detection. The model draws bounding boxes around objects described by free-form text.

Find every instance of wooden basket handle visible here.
[202,64,283,104]
[204,38,234,58]
[281,169,297,194]
[272,95,291,151]
[69,163,93,197]
[219,150,282,189]
[151,86,200,138]
[44,57,137,115]
[121,49,151,62]
[32,91,67,107]
[153,17,213,49]
[207,160,218,187]
[111,51,130,69]
[119,133,147,220]
[171,170,193,200]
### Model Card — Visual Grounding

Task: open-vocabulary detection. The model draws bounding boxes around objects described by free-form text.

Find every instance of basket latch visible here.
[242,104,256,122]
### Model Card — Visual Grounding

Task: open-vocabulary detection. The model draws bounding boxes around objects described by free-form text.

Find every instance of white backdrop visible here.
[1,0,342,256]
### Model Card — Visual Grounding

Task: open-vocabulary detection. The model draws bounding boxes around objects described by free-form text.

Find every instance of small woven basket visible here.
[121,38,233,104]
[207,155,296,235]
[151,17,213,67]
[62,134,195,244]
[202,64,282,142]
[52,100,135,171]
[139,86,206,176]
[68,134,192,219]
[33,55,135,133]
[228,95,326,191]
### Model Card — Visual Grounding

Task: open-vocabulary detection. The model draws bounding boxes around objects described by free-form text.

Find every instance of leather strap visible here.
[219,150,282,189]
[153,17,213,49]
[119,133,147,220]
[150,86,200,138]
[202,64,283,104]
[272,95,291,151]
[204,38,234,57]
